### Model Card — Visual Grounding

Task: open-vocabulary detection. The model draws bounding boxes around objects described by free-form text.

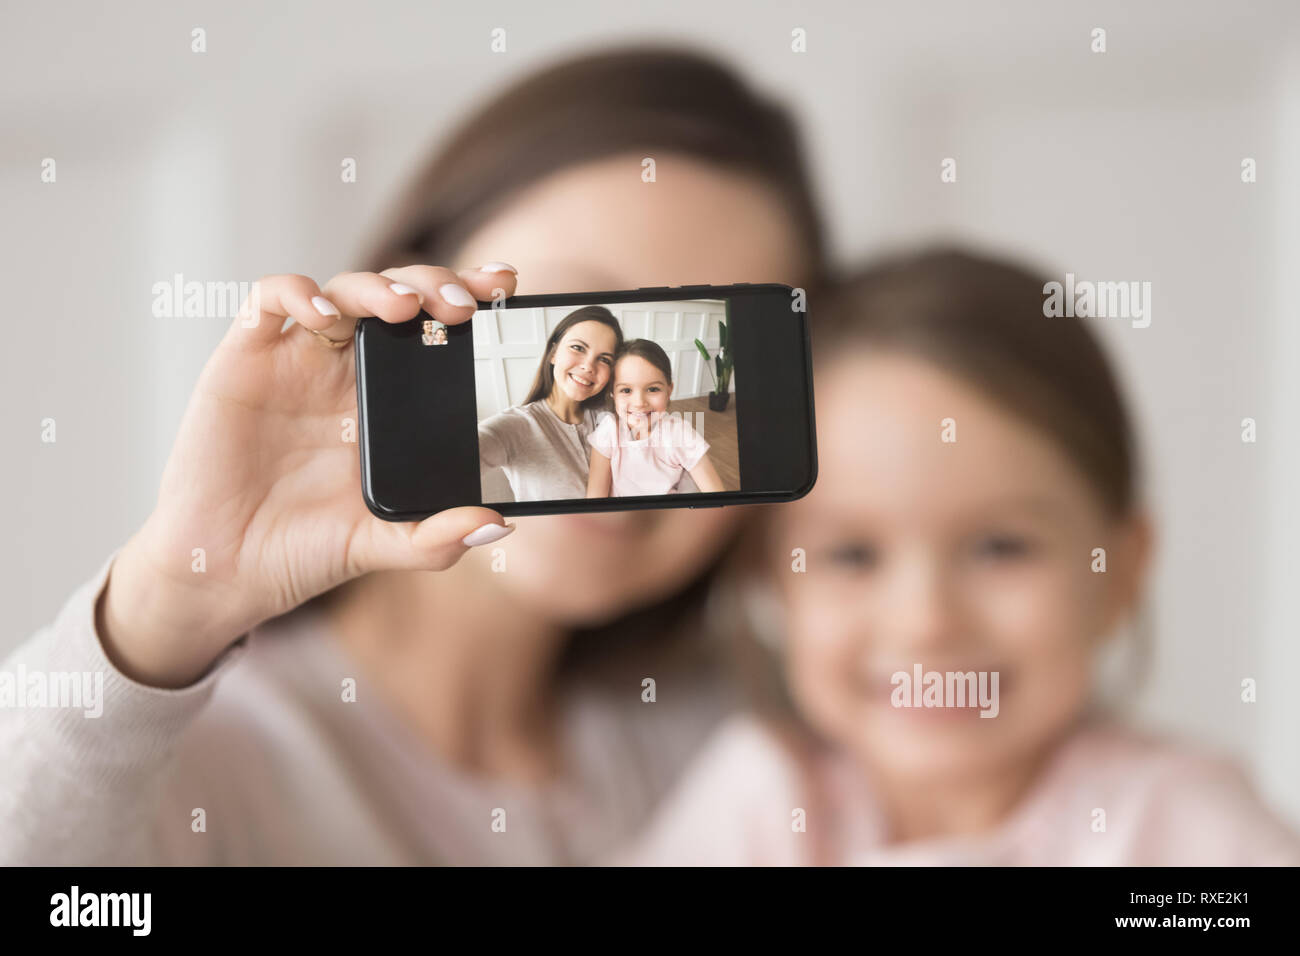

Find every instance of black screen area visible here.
[356,316,479,519]
[730,287,817,499]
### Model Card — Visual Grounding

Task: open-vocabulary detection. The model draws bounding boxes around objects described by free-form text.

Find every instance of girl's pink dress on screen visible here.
[588,412,709,497]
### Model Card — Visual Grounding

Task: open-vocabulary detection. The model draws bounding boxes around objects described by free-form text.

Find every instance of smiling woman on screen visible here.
[478,305,624,503]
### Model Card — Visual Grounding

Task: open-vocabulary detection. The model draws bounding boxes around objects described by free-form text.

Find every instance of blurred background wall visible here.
[3,1,1297,822]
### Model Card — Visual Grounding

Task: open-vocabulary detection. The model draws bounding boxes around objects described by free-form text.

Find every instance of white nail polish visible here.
[389,282,421,300]
[312,296,341,317]
[440,283,476,308]
[479,261,517,274]
[462,522,515,547]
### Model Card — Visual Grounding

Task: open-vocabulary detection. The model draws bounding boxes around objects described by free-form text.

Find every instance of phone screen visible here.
[356,283,815,519]
[462,296,740,505]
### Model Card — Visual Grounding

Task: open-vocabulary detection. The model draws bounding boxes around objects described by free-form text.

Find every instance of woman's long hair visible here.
[360,45,827,274]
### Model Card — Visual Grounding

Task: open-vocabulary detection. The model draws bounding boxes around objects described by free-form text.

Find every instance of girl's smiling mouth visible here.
[568,371,595,389]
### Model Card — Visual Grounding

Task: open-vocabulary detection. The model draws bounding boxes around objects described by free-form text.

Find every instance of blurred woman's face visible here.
[453,153,810,624]
[770,351,1144,781]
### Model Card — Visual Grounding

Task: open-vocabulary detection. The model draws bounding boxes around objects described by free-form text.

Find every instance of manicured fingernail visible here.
[389,282,422,302]
[462,522,515,547]
[478,261,517,274]
[312,296,340,317]
[440,283,476,308]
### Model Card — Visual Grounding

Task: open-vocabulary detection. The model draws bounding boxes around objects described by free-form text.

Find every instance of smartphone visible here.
[354,282,816,520]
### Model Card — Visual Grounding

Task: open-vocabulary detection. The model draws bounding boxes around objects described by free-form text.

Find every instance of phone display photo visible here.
[355,283,816,519]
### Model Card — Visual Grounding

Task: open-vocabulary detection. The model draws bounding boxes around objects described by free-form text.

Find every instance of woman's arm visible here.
[99,267,513,689]
[687,454,725,493]
[0,554,238,864]
[477,413,514,469]
[586,449,613,497]
[2,264,519,863]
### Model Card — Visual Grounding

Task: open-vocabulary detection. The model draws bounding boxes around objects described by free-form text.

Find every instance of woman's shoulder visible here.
[479,403,533,432]
[478,404,554,461]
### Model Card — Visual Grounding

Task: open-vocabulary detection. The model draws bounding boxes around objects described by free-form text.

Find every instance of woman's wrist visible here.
[96,530,247,689]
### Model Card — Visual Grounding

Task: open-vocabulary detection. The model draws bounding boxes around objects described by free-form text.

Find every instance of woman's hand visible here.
[98,264,519,688]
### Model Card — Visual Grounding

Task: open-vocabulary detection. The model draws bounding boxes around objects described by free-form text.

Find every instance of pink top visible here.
[588,411,709,497]
[614,714,1300,866]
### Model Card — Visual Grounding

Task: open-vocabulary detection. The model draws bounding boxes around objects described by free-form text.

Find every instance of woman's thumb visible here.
[354,507,515,574]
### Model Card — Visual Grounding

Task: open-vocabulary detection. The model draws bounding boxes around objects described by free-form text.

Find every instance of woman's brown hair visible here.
[361,46,827,275]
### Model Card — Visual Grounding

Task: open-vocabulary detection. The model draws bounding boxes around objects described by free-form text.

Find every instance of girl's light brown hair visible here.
[815,247,1139,518]
[615,338,674,387]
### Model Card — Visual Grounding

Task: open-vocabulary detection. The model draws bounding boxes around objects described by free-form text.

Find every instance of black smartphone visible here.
[354,282,816,520]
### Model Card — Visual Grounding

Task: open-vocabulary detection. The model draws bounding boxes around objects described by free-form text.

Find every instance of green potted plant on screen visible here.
[695,319,733,411]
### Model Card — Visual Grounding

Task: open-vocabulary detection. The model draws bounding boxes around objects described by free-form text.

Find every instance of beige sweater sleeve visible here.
[0,551,250,865]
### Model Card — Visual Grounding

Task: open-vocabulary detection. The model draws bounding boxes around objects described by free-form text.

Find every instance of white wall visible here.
[2,1,1297,822]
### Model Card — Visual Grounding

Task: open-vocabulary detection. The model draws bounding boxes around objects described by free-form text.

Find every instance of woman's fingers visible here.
[318,271,427,339]
[217,259,519,364]
[381,262,518,326]
[225,264,518,351]
[456,262,519,303]
[226,274,342,351]
[349,506,517,575]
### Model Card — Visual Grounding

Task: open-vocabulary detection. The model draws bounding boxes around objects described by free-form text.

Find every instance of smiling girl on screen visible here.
[614,250,1300,866]
[586,339,726,498]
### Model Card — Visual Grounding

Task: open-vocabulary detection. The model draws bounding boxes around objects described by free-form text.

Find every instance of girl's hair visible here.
[615,338,674,386]
[361,46,827,276]
[524,306,624,410]
[814,247,1139,517]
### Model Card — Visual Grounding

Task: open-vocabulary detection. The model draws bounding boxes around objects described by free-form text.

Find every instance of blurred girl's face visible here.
[550,320,616,403]
[453,153,809,624]
[770,350,1145,780]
